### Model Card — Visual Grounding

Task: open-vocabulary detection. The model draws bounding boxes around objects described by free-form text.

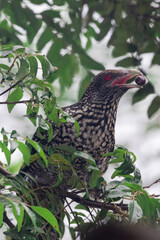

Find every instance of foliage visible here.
[0,0,160,239]
[0,0,160,116]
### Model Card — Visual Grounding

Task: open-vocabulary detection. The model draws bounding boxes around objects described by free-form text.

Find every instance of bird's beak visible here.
[111,69,146,88]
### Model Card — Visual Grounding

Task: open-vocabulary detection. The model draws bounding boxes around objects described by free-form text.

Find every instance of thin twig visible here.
[0,72,30,97]
[86,206,96,224]
[7,56,18,73]
[36,221,49,238]
[0,100,33,104]
[0,165,12,176]
[65,198,82,233]
[143,178,160,189]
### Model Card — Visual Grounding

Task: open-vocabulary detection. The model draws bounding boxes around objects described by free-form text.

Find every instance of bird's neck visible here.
[79,87,128,126]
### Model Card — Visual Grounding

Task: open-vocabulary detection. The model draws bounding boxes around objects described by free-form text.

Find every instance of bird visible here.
[25,69,146,190]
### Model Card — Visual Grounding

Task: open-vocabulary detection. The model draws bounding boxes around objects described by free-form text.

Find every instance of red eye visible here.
[105,74,112,81]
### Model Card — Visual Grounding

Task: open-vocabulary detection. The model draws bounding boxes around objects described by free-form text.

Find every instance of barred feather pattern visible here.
[25,69,145,188]
[27,86,128,187]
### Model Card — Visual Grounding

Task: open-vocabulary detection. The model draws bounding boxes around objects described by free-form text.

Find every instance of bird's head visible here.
[93,69,146,89]
[82,69,146,102]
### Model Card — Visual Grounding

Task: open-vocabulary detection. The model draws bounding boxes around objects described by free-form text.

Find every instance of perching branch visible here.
[0,72,30,97]
[62,191,128,214]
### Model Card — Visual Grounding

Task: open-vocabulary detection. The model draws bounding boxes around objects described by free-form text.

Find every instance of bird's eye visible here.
[105,74,112,81]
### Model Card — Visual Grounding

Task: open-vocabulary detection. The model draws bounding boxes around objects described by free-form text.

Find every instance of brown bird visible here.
[26,69,146,188]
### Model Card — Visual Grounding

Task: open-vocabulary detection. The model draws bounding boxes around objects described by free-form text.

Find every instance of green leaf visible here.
[36,55,50,78]
[107,188,128,199]
[123,182,142,192]
[111,155,135,179]
[11,130,20,138]
[0,141,11,165]
[24,7,42,44]
[45,120,53,142]
[0,63,10,70]
[9,140,19,154]
[3,134,8,147]
[17,141,31,166]
[79,52,104,70]
[31,206,60,235]
[89,169,101,189]
[27,56,38,79]
[0,201,4,227]
[1,127,8,135]
[78,72,94,100]
[13,46,25,53]
[7,87,23,113]
[134,167,141,183]
[15,58,30,81]
[105,180,121,191]
[54,145,76,154]
[30,0,45,4]
[147,96,160,118]
[74,121,80,137]
[132,82,155,104]
[37,27,53,51]
[26,103,38,126]
[58,54,79,89]
[26,138,48,167]
[8,159,23,174]
[48,154,72,168]
[69,227,76,239]
[72,151,96,166]
[128,200,143,223]
[17,205,24,232]
[112,44,128,58]
[116,57,140,67]
[75,204,88,211]
[152,53,160,65]
[20,203,38,233]
[136,191,155,220]
[52,0,65,6]
[6,200,24,232]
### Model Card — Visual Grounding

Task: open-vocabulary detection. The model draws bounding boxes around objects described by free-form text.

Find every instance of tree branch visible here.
[0,72,30,97]
[143,178,160,189]
[62,191,128,213]
[0,100,34,104]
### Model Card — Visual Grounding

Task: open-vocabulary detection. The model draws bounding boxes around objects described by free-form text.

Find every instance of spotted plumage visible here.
[25,69,146,187]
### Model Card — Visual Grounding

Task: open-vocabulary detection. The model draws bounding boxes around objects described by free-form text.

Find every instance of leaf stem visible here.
[7,55,18,73]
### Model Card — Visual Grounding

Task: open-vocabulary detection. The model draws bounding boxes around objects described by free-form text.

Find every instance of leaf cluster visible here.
[1,0,160,116]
